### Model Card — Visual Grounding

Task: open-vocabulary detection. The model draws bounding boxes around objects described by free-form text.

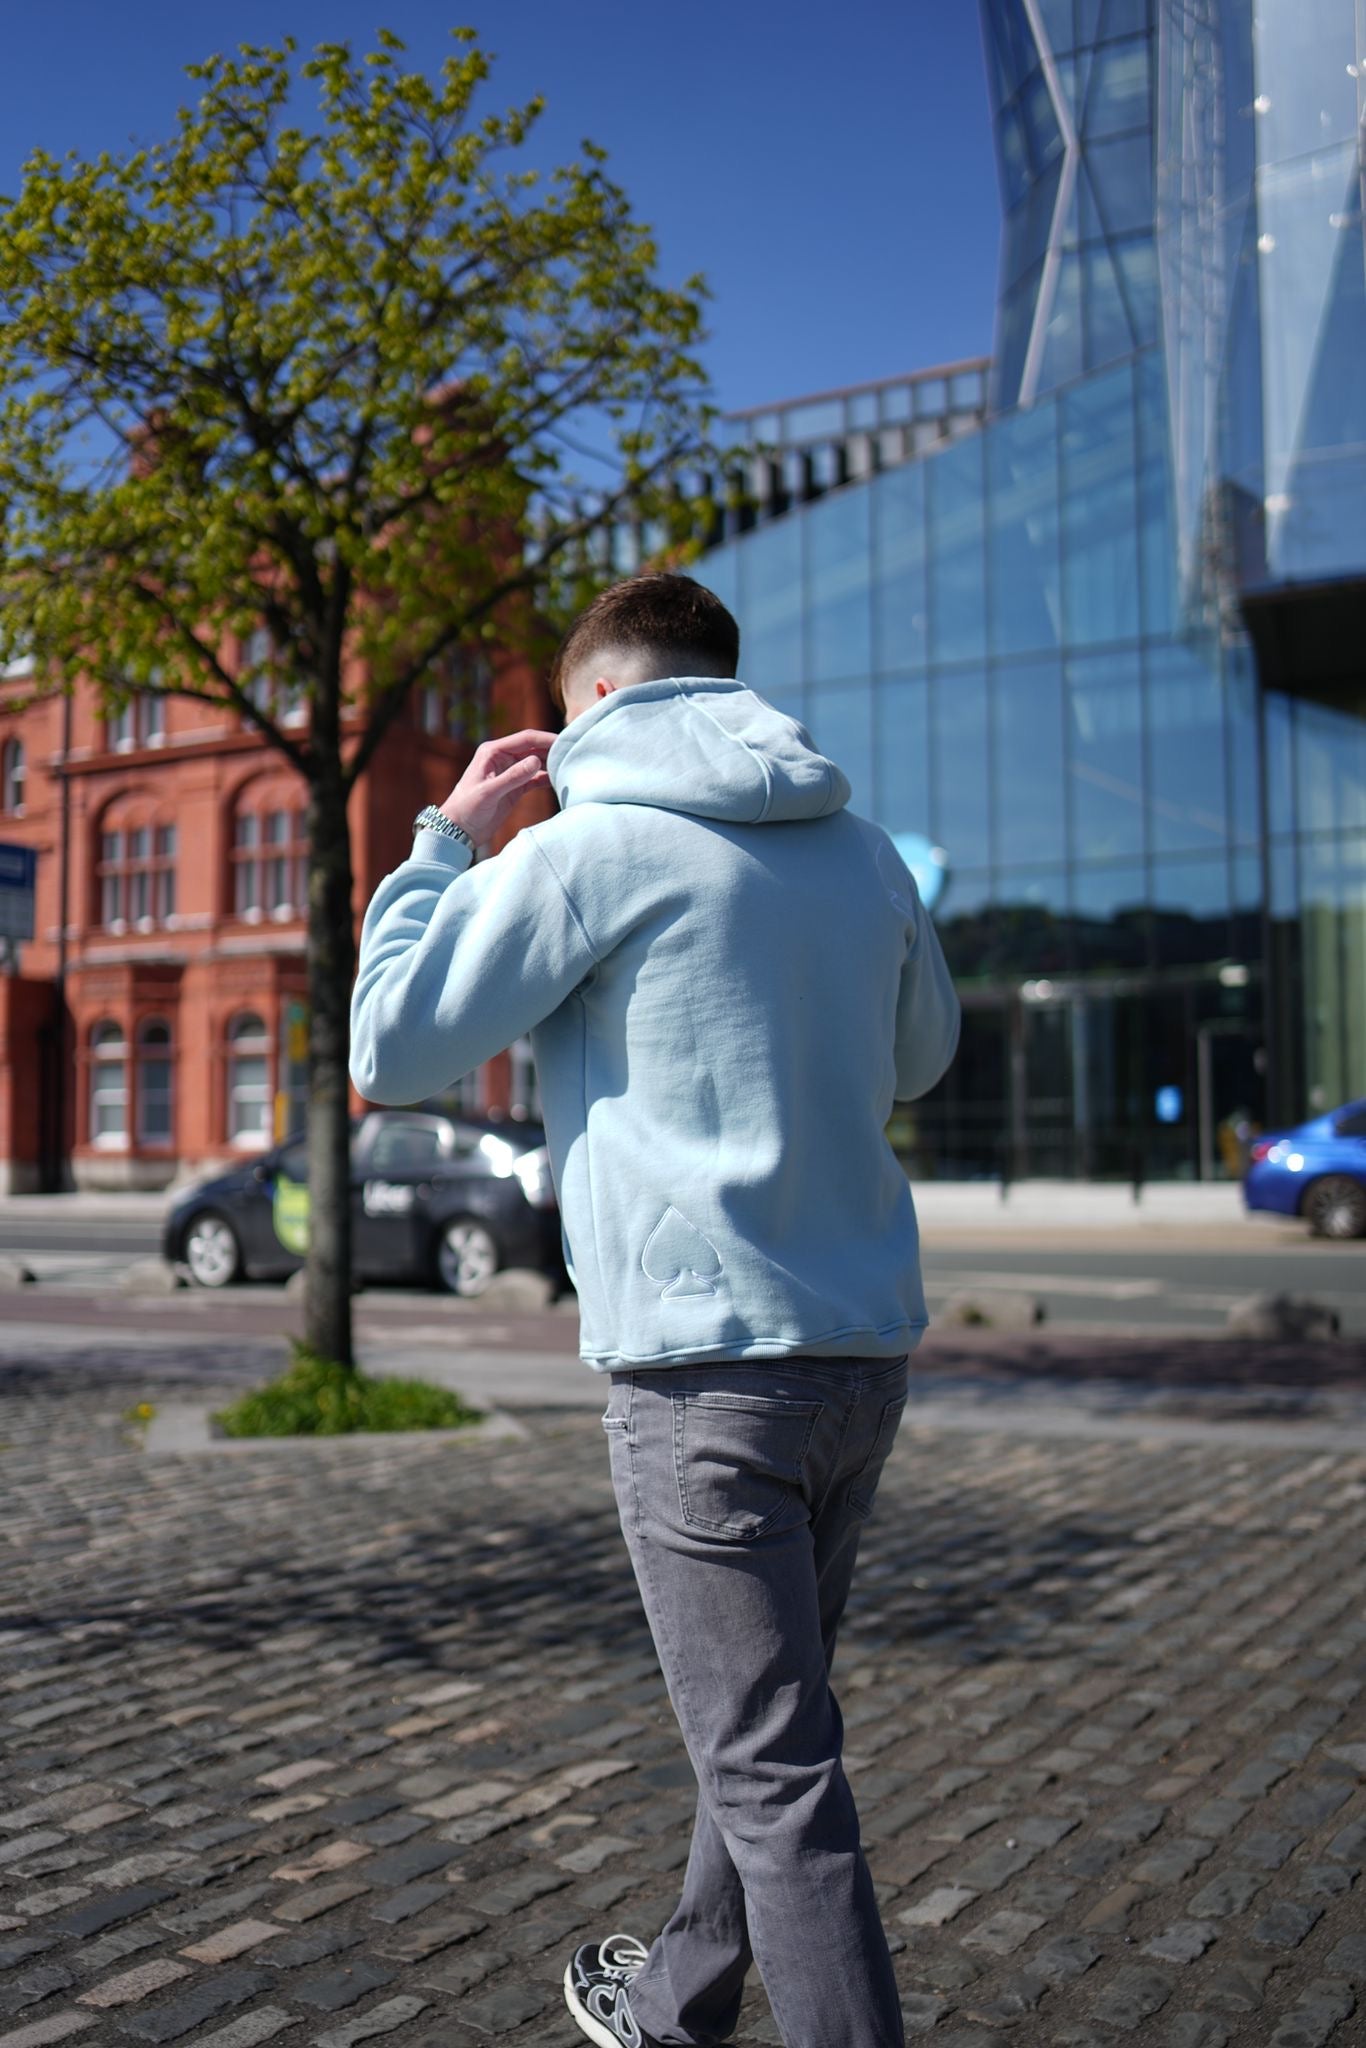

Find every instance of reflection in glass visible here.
[1225,649,1261,847]
[927,433,987,665]
[1135,349,1177,636]
[932,669,990,871]
[1145,641,1228,853]
[738,518,803,684]
[876,675,931,841]
[1061,363,1140,644]
[693,546,739,617]
[986,401,1061,655]
[808,682,874,818]
[1072,862,1149,968]
[1294,692,1366,837]
[873,462,928,672]
[1067,650,1145,859]
[1084,37,1151,140]
[994,660,1066,865]
[1298,831,1366,1109]
[1150,855,1231,965]
[807,489,872,683]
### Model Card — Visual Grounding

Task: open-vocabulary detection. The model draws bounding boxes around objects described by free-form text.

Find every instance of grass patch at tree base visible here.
[212,1340,482,1438]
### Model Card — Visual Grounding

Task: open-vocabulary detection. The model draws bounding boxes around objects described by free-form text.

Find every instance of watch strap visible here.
[413,804,474,856]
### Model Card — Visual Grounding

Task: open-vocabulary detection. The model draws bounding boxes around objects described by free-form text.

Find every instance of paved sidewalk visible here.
[2,1342,1364,2048]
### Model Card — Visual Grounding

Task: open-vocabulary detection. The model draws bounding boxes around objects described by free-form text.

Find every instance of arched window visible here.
[226,1011,272,1147]
[89,1020,128,1148]
[97,805,176,928]
[136,1018,174,1146]
[230,779,307,919]
[0,737,24,815]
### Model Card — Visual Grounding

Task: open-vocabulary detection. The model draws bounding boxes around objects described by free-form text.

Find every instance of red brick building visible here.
[0,647,555,1192]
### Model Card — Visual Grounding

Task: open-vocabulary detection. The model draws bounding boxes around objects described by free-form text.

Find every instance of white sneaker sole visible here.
[563,1960,634,2048]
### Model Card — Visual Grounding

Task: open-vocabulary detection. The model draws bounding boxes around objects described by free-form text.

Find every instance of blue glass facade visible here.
[689,0,1366,1178]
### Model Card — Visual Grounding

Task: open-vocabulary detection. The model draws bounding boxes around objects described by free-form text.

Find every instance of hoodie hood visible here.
[548,677,851,825]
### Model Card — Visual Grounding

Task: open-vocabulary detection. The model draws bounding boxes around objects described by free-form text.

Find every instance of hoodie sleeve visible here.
[892,880,961,1102]
[349,825,598,1106]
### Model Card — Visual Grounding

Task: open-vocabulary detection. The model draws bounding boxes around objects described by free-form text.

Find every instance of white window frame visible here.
[227,1010,272,1149]
[90,1019,128,1149]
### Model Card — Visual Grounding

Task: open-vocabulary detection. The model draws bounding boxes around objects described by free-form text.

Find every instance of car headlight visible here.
[512,1145,556,1210]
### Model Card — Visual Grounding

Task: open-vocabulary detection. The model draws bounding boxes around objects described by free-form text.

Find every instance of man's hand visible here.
[438,730,557,850]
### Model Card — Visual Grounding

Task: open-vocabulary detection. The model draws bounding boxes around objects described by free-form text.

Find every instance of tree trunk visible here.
[304,747,357,1369]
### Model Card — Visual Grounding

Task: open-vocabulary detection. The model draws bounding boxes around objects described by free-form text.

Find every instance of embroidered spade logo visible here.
[642,1206,724,1301]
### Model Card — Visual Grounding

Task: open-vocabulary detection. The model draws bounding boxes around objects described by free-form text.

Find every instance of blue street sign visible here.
[0,841,37,942]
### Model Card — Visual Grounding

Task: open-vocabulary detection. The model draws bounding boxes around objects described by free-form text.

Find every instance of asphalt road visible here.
[2,1210,1364,1333]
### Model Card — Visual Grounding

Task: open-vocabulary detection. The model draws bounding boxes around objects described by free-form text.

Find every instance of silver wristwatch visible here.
[413,804,475,857]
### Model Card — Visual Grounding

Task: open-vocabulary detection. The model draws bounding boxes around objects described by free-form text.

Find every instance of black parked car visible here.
[161,1109,562,1296]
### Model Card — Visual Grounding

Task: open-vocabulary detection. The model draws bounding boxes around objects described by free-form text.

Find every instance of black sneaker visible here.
[564,1932,654,2047]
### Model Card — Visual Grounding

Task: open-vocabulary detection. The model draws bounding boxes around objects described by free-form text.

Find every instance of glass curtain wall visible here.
[683,0,1366,1176]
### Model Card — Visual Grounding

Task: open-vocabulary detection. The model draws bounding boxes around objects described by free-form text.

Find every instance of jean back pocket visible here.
[674,1390,822,1541]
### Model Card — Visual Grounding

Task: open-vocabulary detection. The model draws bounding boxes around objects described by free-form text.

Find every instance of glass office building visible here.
[690,0,1366,1179]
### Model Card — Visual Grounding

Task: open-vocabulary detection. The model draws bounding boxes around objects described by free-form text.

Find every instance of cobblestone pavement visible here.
[2,1344,1365,2048]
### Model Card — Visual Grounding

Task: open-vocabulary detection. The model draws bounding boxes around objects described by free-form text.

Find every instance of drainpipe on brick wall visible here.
[46,686,73,1191]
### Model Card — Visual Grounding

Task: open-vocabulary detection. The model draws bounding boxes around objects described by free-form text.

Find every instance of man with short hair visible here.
[351,573,960,2048]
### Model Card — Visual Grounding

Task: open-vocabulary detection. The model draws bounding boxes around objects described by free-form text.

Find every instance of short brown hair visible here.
[548,572,740,712]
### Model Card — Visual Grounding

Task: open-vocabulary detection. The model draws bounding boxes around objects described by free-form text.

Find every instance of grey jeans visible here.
[602,1355,910,2048]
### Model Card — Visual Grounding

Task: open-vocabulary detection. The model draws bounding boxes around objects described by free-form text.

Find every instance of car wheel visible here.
[434,1216,501,1297]
[183,1210,244,1288]
[1304,1175,1366,1240]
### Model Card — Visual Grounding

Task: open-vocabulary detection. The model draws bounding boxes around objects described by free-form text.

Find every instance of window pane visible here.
[1061,362,1140,645]
[1084,35,1151,139]
[230,1012,267,1043]
[1068,650,1145,859]
[102,873,122,926]
[738,518,803,684]
[234,813,259,849]
[266,810,288,844]
[986,400,1061,656]
[141,694,165,741]
[139,1019,171,1047]
[1079,132,1154,239]
[927,433,987,665]
[1072,863,1149,969]
[875,674,930,839]
[155,824,175,858]
[932,669,990,870]
[101,830,121,864]
[138,1058,173,1142]
[1146,642,1228,854]
[994,660,1066,865]
[1135,350,1177,638]
[267,856,288,911]
[808,683,873,817]
[91,1060,127,1140]
[129,870,149,922]
[1151,855,1232,966]
[873,461,928,671]
[806,488,871,683]
[235,856,258,913]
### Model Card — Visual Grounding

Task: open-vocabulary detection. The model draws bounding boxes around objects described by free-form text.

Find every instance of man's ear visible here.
[594,678,617,702]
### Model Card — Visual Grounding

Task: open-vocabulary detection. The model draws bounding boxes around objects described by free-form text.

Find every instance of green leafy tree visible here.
[0,30,711,1366]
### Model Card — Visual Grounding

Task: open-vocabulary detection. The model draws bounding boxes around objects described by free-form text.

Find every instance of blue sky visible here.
[0,2,1002,416]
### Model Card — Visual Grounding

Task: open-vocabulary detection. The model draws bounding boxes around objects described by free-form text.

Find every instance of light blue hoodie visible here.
[349,677,960,1370]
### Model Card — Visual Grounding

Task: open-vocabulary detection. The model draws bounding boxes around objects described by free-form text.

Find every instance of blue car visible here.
[1244,1100,1366,1240]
